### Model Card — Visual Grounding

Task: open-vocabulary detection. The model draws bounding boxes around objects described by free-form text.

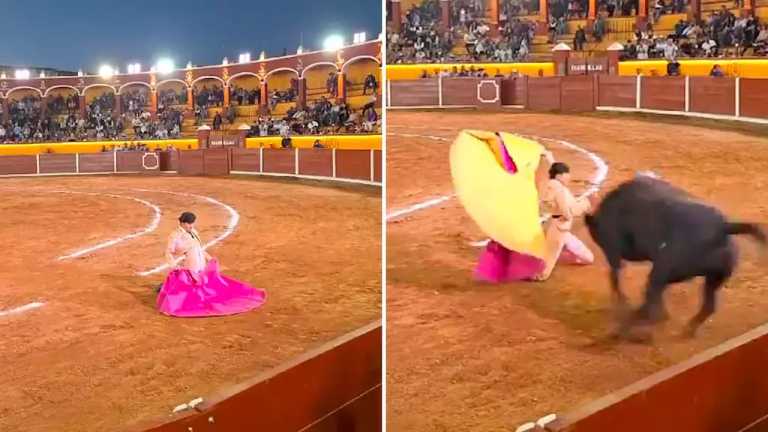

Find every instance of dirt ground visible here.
[386,110,768,432]
[0,175,380,432]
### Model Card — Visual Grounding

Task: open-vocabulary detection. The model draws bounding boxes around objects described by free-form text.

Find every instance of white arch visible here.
[43,85,81,97]
[300,62,339,79]
[5,86,44,99]
[82,83,117,95]
[156,78,190,90]
[117,81,152,95]
[191,75,225,87]
[226,71,263,86]
[341,55,381,73]
[264,68,299,80]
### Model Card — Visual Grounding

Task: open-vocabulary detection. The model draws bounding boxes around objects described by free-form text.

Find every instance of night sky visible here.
[0,0,381,73]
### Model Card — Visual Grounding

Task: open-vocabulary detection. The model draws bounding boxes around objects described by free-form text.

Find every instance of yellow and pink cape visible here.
[449,130,547,260]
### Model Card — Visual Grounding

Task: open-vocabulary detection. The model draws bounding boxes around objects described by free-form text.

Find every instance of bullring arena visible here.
[0,40,382,432]
[386,58,768,431]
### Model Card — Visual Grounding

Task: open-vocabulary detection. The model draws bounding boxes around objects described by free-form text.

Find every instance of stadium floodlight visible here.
[127,63,141,74]
[39,71,46,78]
[186,61,193,69]
[78,69,84,77]
[353,32,367,43]
[323,35,344,51]
[222,57,229,65]
[99,65,114,79]
[297,45,304,54]
[0,72,6,79]
[239,52,251,63]
[156,58,175,75]
[259,51,266,61]
[15,69,30,80]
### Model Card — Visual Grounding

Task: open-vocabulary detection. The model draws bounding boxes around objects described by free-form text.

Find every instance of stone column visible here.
[440,0,451,32]
[606,42,624,75]
[1,98,8,124]
[337,72,347,103]
[187,87,194,110]
[79,95,86,117]
[114,94,122,116]
[197,124,211,149]
[552,43,572,76]
[150,89,158,120]
[260,80,268,106]
[297,77,307,109]
[391,0,402,33]
[223,85,230,107]
[537,0,549,35]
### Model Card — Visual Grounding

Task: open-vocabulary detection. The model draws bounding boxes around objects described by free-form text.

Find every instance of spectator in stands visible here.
[709,64,725,77]
[593,14,606,42]
[363,73,379,95]
[213,112,222,130]
[755,24,768,55]
[574,26,587,51]
[666,59,681,76]
[313,139,324,148]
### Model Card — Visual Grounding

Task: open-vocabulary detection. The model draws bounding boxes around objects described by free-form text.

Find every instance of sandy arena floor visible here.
[0,175,380,432]
[386,110,768,432]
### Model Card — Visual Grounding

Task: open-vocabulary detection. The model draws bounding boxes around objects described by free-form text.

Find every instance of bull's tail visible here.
[726,222,767,244]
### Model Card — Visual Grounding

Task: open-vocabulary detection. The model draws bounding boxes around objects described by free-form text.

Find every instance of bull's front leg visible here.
[618,265,669,342]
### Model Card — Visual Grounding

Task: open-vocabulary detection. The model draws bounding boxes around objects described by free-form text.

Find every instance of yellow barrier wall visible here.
[386,63,555,80]
[0,139,199,155]
[245,134,381,150]
[620,59,768,78]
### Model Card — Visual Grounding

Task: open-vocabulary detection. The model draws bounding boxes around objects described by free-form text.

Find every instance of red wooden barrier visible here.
[690,77,736,116]
[549,322,768,432]
[640,76,686,112]
[133,322,382,432]
[740,78,768,119]
[597,75,636,108]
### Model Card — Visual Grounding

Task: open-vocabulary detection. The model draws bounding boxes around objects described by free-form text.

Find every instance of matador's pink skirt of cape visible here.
[474,138,546,283]
[475,240,545,283]
[157,259,266,317]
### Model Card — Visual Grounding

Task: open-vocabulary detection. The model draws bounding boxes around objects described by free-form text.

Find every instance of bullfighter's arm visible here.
[165,232,180,269]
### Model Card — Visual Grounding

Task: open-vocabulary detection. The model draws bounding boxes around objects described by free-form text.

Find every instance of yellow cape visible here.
[450,130,547,259]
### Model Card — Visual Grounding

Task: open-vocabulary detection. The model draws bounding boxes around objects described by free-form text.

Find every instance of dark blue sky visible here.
[0,0,381,72]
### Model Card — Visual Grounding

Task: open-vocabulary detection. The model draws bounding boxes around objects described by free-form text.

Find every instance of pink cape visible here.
[474,137,546,283]
[475,240,545,283]
[157,259,266,317]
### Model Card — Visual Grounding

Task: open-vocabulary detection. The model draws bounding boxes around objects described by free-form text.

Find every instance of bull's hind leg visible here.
[685,273,729,338]
[684,245,736,337]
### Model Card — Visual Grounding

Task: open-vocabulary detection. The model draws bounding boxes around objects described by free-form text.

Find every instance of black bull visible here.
[584,175,766,337]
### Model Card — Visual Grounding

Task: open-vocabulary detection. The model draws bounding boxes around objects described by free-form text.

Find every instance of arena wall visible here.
[0,135,380,156]
[130,321,381,432]
[544,322,768,432]
[387,75,768,123]
[386,63,556,80]
[386,60,768,81]
[0,139,199,156]
[619,59,768,78]
[245,134,382,150]
[0,147,383,185]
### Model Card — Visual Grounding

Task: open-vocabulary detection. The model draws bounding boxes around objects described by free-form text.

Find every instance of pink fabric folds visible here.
[475,240,546,283]
[157,259,266,317]
[474,137,544,283]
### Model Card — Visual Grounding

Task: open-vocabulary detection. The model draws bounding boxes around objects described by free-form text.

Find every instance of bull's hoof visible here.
[612,300,632,321]
[682,323,701,339]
